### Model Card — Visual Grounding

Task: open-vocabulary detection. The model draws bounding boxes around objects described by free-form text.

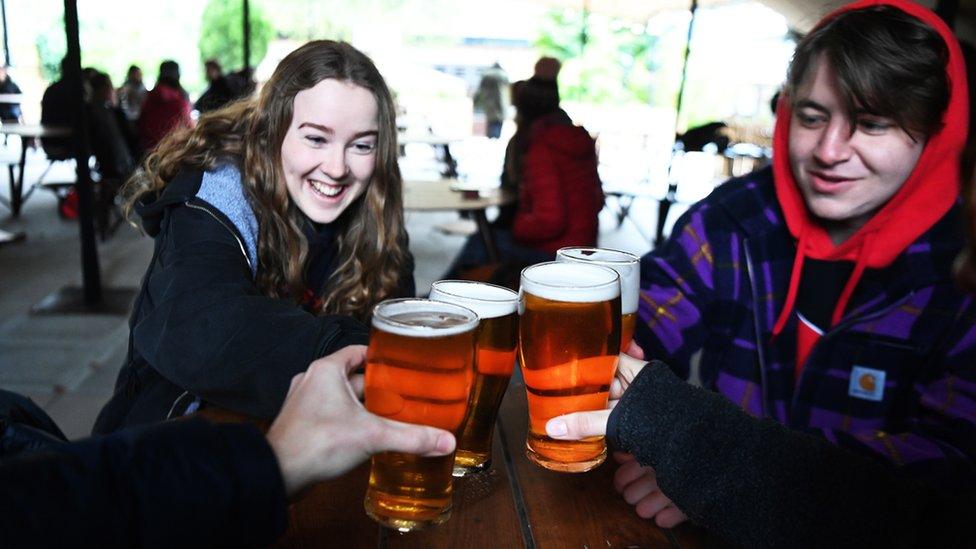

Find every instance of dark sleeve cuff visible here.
[214,422,289,545]
[606,359,682,459]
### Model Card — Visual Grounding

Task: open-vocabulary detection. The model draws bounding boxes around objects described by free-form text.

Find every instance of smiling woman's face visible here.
[280,79,379,224]
[788,57,926,244]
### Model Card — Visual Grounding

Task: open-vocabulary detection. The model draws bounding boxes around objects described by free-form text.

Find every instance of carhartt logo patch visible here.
[849,366,885,402]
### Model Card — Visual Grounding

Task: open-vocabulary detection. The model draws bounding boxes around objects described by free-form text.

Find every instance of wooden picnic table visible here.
[204,369,724,548]
[404,178,515,264]
[398,133,461,178]
[0,124,71,217]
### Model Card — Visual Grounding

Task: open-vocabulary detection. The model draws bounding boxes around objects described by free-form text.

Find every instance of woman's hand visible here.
[266,345,455,496]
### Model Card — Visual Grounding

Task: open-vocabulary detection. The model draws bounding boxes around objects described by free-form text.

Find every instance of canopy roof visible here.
[530,0,974,37]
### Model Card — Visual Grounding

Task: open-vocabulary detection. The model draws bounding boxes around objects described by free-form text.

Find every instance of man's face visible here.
[788,58,926,243]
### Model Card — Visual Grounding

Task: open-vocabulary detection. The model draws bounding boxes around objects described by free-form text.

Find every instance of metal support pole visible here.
[673,0,698,133]
[242,0,251,78]
[656,0,699,248]
[1,0,10,65]
[64,0,101,304]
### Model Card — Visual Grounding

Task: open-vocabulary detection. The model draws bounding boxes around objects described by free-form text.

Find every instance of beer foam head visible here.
[429,280,518,319]
[372,298,479,338]
[556,247,639,313]
[520,261,620,303]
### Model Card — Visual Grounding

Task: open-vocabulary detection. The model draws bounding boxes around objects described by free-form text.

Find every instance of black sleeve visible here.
[606,361,958,548]
[134,205,369,419]
[0,419,287,548]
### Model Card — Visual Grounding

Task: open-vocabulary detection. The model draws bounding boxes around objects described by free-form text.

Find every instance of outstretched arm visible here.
[546,357,957,547]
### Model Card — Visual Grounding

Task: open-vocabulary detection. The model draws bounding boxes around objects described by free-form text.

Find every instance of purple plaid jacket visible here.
[634,167,976,490]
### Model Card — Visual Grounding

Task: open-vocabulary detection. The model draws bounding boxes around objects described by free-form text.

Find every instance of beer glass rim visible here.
[520,261,620,302]
[430,280,519,303]
[430,280,519,320]
[556,246,639,265]
[371,298,479,338]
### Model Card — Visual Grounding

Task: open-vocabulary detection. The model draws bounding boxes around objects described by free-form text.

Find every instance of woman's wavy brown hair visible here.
[122,40,411,321]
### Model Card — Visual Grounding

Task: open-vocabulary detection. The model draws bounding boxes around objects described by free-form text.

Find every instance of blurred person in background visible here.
[473,61,508,139]
[0,64,24,125]
[88,71,139,180]
[195,58,243,114]
[446,57,603,285]
[39,57,76,159]
[138,59,192,152]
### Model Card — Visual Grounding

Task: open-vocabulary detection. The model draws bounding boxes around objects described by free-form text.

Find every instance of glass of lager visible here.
[430,280,519,477]
[363,298,479,531]
[519,262,621,472]
[556,247,640,349]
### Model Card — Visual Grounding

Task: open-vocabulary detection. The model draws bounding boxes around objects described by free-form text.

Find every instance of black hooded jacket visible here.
[93,167,406,433]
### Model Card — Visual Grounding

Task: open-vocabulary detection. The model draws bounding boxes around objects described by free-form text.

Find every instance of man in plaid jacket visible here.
[625,0,976,529]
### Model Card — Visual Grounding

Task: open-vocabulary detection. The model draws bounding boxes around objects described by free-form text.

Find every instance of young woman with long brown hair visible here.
[94,40,413,433]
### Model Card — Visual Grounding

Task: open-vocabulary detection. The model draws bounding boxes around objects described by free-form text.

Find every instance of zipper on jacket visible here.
[184,201,253,273]
[743,238,770,419]
[166,391,192,419]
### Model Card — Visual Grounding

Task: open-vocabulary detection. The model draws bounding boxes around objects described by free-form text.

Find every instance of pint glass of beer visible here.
[363,298,479,531]
[429,280,519,477]
[519,262,621,472]
[556,247,640,349]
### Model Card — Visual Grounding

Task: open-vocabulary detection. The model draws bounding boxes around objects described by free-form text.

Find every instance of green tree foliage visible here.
[535,9,660,106]
[199,0,274,71]
[31,2,209,92]
[35,26,66,82]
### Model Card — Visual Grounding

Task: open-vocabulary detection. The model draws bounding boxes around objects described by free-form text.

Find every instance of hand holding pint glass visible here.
[556,247,640,349]
[363,298,478,531]
[519,262,621,472]
[429,280,519,477]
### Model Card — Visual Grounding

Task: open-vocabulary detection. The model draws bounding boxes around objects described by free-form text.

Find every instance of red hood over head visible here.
[770,0,969,335]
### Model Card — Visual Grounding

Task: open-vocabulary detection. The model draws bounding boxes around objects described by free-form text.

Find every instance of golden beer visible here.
[556,247,640,349]
[621,311,638,351]
[363,298,478,531]
[519,262,621,472]
[430,280,519,477]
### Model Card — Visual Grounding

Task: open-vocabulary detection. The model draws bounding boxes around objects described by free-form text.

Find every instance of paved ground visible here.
[0,138,675,440]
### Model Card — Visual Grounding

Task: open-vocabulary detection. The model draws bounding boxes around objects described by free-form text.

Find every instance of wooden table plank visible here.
[403,179,514,212]
[274,464,379,549]
[384,428,525,548]
[198,375,725,548]
[195,408,380,548]
[498,369,677,548]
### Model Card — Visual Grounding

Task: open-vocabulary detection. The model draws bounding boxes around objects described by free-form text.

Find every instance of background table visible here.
[239,369,723,548]
[398,133,461,178]
[404,178,515,264]
[0,124,71,217]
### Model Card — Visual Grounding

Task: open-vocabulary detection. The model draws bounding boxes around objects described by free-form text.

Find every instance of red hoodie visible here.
[512,118,604,253]
[138,84,192,152]
[771,0,969,345]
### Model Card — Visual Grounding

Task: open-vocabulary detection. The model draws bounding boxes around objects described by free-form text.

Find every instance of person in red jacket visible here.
[446,58,603,282]
[138,60,192,152]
